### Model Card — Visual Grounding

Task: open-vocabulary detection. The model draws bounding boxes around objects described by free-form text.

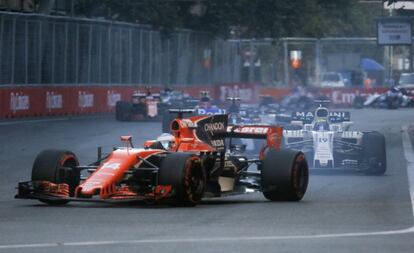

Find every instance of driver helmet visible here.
[156,133,176,150]
[390,86,400,93]
[199,96,211,109]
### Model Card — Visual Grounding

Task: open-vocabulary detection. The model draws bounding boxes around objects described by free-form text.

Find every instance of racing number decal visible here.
[319,137,328,143]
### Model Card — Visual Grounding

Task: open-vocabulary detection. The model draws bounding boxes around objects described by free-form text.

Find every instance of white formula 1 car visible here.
[283,106,386,175]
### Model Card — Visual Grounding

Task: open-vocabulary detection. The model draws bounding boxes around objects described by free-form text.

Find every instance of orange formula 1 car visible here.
[16,110,309,206]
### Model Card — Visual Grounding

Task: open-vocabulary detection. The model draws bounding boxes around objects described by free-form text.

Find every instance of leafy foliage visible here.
[73,0,384,38]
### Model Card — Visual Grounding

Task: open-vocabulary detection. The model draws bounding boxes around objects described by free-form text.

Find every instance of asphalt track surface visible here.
[1,109,414,253]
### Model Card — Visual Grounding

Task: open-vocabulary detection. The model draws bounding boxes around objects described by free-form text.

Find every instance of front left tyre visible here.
[361,131,386,175]
[31,149,80,205]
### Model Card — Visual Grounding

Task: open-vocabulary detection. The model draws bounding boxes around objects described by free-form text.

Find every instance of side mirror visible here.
[290,120,304,127]
[330,124,341,132]
[304,124,312,132]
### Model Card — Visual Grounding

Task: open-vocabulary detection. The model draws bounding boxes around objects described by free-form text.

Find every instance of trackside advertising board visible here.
[0,85,389,119]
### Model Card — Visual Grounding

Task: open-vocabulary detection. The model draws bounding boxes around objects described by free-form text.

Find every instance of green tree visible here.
[73,0,383,38]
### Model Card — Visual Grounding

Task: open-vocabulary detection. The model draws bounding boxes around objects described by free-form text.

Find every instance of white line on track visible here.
[1,227,414,250]
[402,126,414,216]
[1,125,414,250]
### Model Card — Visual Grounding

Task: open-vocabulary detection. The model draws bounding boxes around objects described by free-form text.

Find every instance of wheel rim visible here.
[184,157,205,203]
[292,153,308,198]
[59,155,79,196]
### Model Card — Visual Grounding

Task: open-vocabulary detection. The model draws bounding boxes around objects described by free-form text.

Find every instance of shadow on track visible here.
[15,196,298,209]
[310,168,388,177]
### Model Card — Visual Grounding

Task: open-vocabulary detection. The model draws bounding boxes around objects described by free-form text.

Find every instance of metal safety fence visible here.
[1,11,411,87]
[0,11,242,86]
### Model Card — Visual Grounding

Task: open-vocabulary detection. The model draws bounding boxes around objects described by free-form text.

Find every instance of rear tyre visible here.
[352,96,365,109]
[297,96,313,111]
[157,104,169,121]
[361,131,386,175]
[261,149,308,201]
[115,101,132,121]
[387,97,400,109]
[159,153,206,206]
[31,149,80,205]
[161,110,175,133]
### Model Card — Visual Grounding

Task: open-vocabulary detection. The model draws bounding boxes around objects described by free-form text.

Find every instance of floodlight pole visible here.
[249,40,254,82]
[283,40,289,86]
[388,7,393,84]
[389,45,393,82]
[410,41,413,72]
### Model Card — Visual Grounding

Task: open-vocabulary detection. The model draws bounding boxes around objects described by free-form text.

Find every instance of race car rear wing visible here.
[226,125,282,139]
[171,113,283,153]
[225,125,284,157]
[193,115,283,143]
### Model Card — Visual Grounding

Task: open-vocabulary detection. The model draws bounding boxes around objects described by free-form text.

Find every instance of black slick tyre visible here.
[352,96,365,109]
[159,153,206,206]
[161,110,175,133]
[362,131,386,175]
[31,149,80,205]
[261,149,308,201]
[115,101,132,121]
[387,97,400,109]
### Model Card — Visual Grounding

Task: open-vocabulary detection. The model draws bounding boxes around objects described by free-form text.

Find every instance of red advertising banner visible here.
[306,87,390,106]
[0,84,396,119]
[214,83,258,103]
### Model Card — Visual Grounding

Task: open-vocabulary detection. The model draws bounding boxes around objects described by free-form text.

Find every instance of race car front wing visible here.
[15,180,173,203]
